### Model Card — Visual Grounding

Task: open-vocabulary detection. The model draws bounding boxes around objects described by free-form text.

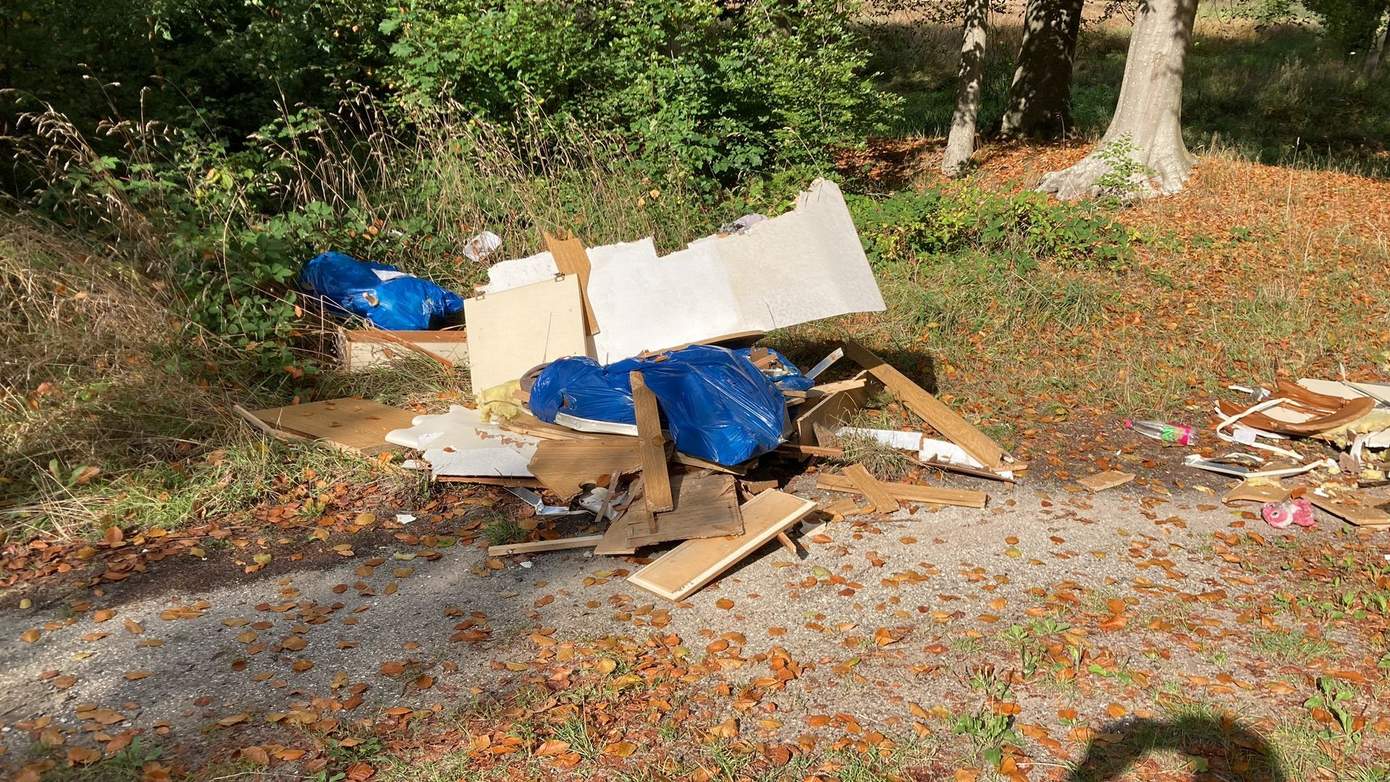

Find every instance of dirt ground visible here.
[5,435,1390,782]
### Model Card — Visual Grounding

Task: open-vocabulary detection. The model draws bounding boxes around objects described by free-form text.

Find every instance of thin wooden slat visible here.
[842,342,1006,469]
[841,464,899,514]
[488,535,603,557]
[630,371,673,513]
[627,490,816,601]
[817,472,988,509]
[794,374,871,445]
[247,398,414,455]
[545,231,600,335]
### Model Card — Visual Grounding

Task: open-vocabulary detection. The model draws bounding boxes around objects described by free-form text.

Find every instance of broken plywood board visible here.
[817,472,988,509]
[627,490,816,601]
[488,535,603,557]
[795,373,872,445]
[1221,479,1291,505]
[625,472,743,547]
[248,398,415,455]
[527,438,641,501]
[630,371,674,513]
[1311,494,1390,527]
[338,328,466,371]
[1077,470,1136,493]
[841,464,899,514]
[386,405,539,478]
[843,342,1007,470]
[464,274,588,396]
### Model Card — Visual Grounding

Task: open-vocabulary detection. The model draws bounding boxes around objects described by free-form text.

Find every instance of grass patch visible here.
[481,512,526,547]
[1253,628,1338,663]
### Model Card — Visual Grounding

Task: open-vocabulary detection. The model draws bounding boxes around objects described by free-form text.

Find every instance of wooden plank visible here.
[817,472,988,509]
[794,376,871,445]
[842,342,1006,469]
[625,472,743,547]
[807,377,868,397]
[247,398,414,455]
[841,464,899,514]
[338,328,458,370]
[501,413,609,441]
[1077,470,1136,493]
[1311,495,1390,527]
[594,515,638,556]
[464,274,588,396]
[544,231,599,335]
[627,490,816,601]
[776,444,844,458]
[433,476,546,488]
[527,439,642,500]
[673,452,749,475]
[1222,480,1290,505]
[630,371,674,513]
[488,535,603,557]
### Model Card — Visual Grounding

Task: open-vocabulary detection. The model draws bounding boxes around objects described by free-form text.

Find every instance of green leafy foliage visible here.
[1302,0,1390,54]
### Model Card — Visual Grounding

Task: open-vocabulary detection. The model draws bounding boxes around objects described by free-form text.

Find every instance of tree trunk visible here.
[1366,13,1389,78]
[1038,0,1200,200]
[998,0,1085,140]
[941,0,989,178]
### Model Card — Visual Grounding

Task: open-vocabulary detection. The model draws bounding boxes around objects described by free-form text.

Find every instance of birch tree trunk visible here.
[998,0,1085,139]
[1038,0,1199,200]
[941,0,989,178]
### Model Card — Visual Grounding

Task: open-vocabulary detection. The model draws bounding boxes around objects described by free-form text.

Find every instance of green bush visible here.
[378,0,898,188]
[1302,0,1389,54]
[848,186,1136,273]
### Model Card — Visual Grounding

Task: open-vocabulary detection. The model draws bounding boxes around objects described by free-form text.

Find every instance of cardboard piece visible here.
[1077,470,1136,493]
[464,274,588,395]
[247,398,415,455]
[385,405,539,478]
[627,490,816,601]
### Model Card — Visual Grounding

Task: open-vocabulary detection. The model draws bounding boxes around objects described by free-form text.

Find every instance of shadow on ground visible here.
[1068,716,1289,781]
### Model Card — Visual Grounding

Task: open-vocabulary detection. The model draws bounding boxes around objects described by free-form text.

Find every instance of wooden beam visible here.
[842,342,1006,469]
[817,472,988,509]
[841,464,899,514]
[488,535,603,557]
[630,371,674,513]
[627,490,816,601]
[545,231,599,335]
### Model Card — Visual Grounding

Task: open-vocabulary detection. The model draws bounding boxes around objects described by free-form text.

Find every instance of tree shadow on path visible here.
[1067,716,1289,782]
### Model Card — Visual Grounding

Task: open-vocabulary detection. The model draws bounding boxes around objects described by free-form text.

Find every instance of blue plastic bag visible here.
[299,251,465,330]
[529,345,788,466]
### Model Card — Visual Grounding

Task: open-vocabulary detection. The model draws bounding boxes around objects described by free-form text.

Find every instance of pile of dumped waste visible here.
[239,180,1020,600]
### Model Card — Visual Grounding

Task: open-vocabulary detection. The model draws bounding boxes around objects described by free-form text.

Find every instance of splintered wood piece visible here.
[841,464,899,514]
[246,398,414,455]
[501,413,608,441]
[794,373,871,445]
[817,472,988,509]
[673,451,748,475]
[843,342,1006,469]
[775,531,798,555]
[488,535,603,557]
[630,371,674,513]
[545,231,599,335]
[627,490,816,601]
[594,517,637,556]
[1221,480,1291,505]
[1077,470,1136,493]
[527,439,642,501]
[1311,495,1390,527]
[625,472,743,547]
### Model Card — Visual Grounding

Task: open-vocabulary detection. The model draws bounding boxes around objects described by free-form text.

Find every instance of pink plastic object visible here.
[1123,418,1197,446]
[1262,498,1316,530]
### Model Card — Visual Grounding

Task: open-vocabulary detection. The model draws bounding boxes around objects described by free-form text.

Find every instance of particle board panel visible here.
[843,342,1006,469]
[465,274,588,396]
[248,398,415,455]
[627,490,815,601]
[527,438,642,501]
[817,472,988,509]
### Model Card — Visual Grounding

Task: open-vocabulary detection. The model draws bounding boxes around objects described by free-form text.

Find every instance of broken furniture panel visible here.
[623,472,743,548]
[527,438,642,501]
[464,273,589,396]
[627,489,816,601]
[386,405,539,478]
[337,327,467,371]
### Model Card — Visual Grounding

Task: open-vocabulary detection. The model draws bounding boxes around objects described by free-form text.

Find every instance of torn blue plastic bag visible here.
[299,251,465,330]
[529,345,788,466]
